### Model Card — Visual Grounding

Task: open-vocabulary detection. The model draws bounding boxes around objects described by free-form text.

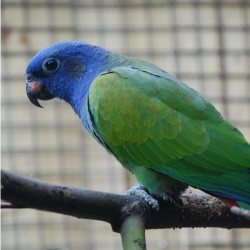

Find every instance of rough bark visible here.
[2,169,250,233]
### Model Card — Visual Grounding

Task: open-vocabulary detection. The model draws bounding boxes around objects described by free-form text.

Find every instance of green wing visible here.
[89,66,250,199]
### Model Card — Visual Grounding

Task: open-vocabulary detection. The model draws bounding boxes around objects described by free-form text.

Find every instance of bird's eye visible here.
[43,58,60,74]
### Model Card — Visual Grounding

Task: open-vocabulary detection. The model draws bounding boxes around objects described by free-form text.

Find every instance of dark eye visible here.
[43,58,60,74]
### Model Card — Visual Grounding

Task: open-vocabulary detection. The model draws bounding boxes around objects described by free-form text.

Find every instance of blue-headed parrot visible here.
[25,41,250,219]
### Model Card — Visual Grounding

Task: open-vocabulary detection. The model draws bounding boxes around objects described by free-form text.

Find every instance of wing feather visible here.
[88,66,250,201]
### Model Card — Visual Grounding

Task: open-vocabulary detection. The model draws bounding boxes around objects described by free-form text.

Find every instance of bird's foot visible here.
[124,184,160,211]
[231,206,250,220]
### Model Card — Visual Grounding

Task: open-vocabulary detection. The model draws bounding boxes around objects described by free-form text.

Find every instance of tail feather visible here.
[222,197,240,208]
[236,201,250,211]
[216,195,250,210]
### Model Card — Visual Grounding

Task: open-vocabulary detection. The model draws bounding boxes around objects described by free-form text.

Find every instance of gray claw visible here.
[162,194,173,203]
[231,206,250,220]
[125,184,160,211]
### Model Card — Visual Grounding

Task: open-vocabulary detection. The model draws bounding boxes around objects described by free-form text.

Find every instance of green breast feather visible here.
[89,66,250,199]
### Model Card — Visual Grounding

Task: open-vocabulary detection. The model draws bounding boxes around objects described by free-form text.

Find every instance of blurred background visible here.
[1,0,250,250]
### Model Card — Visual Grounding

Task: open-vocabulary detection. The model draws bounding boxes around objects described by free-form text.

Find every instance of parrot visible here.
[25,41,250,219]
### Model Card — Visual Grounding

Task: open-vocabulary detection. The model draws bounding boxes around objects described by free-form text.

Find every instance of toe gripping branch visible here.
[231,206,250,220]
[125,184,160,211]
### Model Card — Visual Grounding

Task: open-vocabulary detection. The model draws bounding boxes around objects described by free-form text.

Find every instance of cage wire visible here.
[1,0,250,250]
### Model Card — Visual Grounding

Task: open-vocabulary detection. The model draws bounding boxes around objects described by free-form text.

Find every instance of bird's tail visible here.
[236,200,250,211]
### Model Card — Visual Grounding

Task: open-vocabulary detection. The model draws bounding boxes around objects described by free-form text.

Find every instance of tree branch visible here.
[2,169,250,233]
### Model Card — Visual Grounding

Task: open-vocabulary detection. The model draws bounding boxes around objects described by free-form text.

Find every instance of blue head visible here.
[26,41,109,117]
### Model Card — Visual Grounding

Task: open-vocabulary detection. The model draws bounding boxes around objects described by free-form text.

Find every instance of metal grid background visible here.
[1,0,250,250]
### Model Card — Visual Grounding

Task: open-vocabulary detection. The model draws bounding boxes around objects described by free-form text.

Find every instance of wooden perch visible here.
[2,169,250,250]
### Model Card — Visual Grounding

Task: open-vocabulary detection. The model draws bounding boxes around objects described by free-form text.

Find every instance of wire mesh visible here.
[2,1,250,250]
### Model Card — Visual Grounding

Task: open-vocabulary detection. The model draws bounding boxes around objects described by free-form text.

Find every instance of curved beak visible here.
[26,75,55,108]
